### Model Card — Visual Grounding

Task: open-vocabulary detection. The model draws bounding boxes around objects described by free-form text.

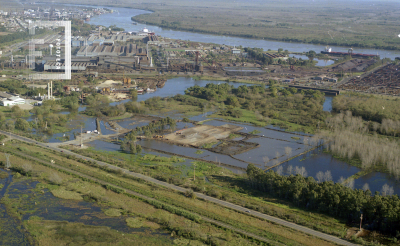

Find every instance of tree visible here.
[362,183,370,191]
[15,118,30,131]
[294,166,308,177]
[276,165,283,175]
[130,88,138,100]
[136,144,142,153]
[284,147,292,158]
[262,156,269,168]
[11,105,24,118]
[225,96,240,107]
[278,48,283,53]
[316,171,324,183]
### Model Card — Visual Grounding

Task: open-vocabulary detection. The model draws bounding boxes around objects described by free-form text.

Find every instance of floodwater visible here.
[40,77,265,143]
[272,148,400,196]
[85,6,400,60]
[0,175,172,242]
[290,54,335,67]
[323,96,333,112]
[0,171,31,246]
[86,139,245,174]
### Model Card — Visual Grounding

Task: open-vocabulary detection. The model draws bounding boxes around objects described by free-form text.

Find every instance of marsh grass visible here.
[104,208,122,217]
[25,220,173,246]
[50,187,83,200]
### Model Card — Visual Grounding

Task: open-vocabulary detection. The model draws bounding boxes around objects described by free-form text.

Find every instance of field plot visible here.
[164,124,242,147]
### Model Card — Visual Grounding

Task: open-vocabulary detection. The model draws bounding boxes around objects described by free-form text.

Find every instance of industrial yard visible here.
[338,64,400,95]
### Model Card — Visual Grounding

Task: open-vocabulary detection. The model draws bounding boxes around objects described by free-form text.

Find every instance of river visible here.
[85,6,400,60]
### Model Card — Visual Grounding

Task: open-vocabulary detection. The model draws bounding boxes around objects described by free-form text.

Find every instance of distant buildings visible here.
[0,92,25,106]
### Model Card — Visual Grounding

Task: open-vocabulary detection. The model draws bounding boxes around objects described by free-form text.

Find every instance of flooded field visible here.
[0,171,31,246]
[20,76,400,196]
[0,172,172,244]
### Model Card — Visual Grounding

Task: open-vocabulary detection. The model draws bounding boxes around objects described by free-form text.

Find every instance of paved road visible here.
[1,130,358,246]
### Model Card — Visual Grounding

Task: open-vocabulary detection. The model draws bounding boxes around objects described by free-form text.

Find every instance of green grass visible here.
[25,220,173,245]
[201,141,218,149]
[50,187,83,200]
[109,112,134,120]
[104,208,122,217]
[249,130,261,134]
[228,133,241,139]
[195,150,204,154]
[210,108,267,127]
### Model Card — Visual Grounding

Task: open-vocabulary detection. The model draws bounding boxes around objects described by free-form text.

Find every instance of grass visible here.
[210,108,267,127]
[50,187,83,200]
[249,130,261,134]
[6,141,397,245]
[201,141,218,149]
[195,150,204,154]
[109,112,134,120]
[291,136,301,140]
[228,133,242,139]
[25,220,172,245]
[0,143,262,245]
[104,208,122,217]
[126,217,160,229]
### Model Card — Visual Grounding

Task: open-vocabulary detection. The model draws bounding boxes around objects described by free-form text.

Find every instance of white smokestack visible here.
[49,44,53,56]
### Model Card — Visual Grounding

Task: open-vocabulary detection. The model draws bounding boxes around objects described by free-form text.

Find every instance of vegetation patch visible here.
[126,217,160,229]
[24,220,172,245]
[195,150,204,154]
[201,142,218,149]
[104,208,122,217]
[50,187,83,200]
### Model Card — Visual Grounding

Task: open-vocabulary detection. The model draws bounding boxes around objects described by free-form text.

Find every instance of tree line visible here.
[246,164,400,235]
[184,83,328,132]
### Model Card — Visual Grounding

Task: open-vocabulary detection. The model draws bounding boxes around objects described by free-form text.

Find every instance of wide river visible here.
[86,6,400,60]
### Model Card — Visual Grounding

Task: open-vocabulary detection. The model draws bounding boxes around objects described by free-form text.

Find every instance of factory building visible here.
[0,92,25,106]
[76,44,141,57]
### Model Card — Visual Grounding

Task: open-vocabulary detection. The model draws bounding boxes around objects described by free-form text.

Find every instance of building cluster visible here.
[0,6,111,33]
[0,91,25,106]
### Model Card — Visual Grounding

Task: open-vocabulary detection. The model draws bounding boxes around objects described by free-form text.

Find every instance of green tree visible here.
[136,144,142,153]
[11,105,24,118]
[15,118,30,131]
[130,88,138,100]
[225,95,240,107]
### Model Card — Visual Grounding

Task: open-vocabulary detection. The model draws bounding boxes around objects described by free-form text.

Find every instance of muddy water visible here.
[2,178,172,240]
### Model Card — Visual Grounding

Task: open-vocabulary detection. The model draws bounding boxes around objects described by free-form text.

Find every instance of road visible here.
[1,130,358,246]
[8,148,283,246]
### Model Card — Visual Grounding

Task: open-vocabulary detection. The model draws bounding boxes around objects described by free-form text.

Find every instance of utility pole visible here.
[193,163,196,181]
[5,153,11,169]
[80,126,83,147]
